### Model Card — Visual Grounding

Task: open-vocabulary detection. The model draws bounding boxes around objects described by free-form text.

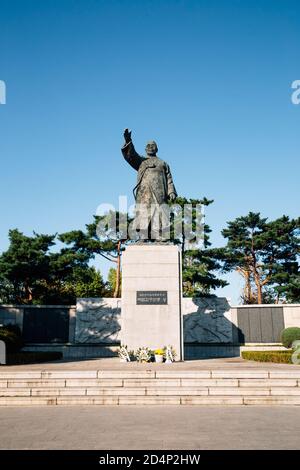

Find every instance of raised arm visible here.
[121,128,145,171]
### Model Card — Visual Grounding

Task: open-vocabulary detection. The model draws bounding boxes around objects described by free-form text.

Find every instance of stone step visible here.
[1,369,300,405]
[2,370,300,380]
[1,376,300,389]
[2,385,300,397]
[1,394,300,406]
[1,370,300,380]
[1,377,299,387]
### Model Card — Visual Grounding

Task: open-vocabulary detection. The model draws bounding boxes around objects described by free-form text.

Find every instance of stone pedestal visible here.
[121,244,183,360]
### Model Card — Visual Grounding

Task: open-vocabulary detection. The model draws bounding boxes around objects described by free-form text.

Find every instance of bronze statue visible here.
[122,129,177,241]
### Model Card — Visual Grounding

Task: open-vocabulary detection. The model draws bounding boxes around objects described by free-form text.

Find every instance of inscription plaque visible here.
[136,291,168,305]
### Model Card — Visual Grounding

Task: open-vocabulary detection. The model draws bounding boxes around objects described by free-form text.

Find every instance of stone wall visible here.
[1,300,300,349]
[74,297,233,345]
[283,304,300,328]
[182,297,233,343]
[0,306,24,331]
[0,305,75,343]
[75,298,121,344]
[231,305,284,343]
[70,300,300,347]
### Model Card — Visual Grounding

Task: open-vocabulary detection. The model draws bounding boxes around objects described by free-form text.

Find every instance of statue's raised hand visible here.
[124,128,132,144]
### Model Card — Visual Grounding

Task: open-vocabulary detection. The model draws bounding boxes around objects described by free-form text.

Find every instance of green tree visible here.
[34,265,106,304]
[0,229,106,305]
[171,197,228,296]
[59,211,132,298]
[0,229,55,303]
[220,212,300,304]
[70,267,105,298]
[280,275,300,302]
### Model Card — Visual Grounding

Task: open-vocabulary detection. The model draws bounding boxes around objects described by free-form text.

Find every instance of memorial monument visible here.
[121,129,183,360]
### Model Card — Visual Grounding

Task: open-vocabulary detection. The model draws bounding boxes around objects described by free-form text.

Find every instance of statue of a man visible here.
[122,129,177,241]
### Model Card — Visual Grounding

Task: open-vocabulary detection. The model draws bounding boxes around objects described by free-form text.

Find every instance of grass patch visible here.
[242,350,293,364]
[5,351,63,365]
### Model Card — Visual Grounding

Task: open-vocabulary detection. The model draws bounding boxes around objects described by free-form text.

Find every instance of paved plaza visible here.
[2,356,300,372]
[1,358,300,449]
[1,405,300,450]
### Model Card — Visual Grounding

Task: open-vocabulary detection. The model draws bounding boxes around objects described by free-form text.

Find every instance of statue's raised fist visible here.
[124,128,132,144]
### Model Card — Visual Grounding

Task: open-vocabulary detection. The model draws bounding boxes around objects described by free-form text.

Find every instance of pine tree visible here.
[59,211,132,298]
[0,229,106,304]
[0,229,55,303]
[220,213,300,304]
[171,197,228,296]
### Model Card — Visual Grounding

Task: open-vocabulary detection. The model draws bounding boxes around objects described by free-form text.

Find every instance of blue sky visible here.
[0,0,299,304]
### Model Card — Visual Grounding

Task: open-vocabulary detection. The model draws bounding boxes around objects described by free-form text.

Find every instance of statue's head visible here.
[145,141,158,157]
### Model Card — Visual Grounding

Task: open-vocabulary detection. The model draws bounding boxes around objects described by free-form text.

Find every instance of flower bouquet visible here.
[118,345,131,362]
[135,347,152,363]
[163,345,176,363]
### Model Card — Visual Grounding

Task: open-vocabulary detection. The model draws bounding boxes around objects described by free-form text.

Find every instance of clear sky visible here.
[0,0,299,304]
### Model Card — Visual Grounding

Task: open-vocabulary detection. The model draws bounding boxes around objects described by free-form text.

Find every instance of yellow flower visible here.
[154,349,164,355]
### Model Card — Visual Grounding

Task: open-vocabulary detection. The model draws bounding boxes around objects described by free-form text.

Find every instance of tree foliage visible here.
[0,207,299,305]
[171,197,228,296]
[59,212,132,297]
[0,229,55,303]
[0,229,105,304]
[220,212,300,304]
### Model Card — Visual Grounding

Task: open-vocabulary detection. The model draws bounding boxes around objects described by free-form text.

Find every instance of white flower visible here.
[135,347,152,363]
[118,345,131,362]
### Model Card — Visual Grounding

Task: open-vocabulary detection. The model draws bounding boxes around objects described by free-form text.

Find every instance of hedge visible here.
[6,352,63,365]
[242,350,293,364]
[281,327,300,349]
